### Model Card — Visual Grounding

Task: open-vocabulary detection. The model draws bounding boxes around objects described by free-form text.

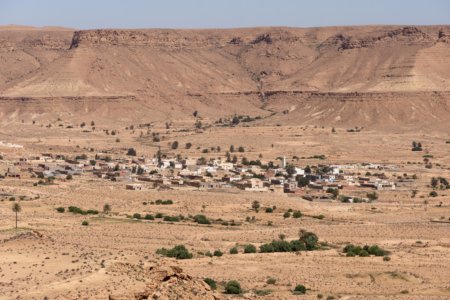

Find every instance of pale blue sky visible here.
[0,0,449,29]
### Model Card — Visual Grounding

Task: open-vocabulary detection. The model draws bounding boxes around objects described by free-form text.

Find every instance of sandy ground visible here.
[0,120,449,300]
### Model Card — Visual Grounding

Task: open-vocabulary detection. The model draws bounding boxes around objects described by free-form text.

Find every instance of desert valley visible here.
[0,24,449,299]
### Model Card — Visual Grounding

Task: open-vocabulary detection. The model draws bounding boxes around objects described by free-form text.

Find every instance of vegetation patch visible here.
[156,244,193,259]
[343,244,389,257]
[68,206,99,215]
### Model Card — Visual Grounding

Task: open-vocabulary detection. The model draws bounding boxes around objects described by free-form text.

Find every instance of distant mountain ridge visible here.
[0,25,449,130]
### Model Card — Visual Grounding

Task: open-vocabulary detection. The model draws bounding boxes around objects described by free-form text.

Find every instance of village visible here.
[2,150,413,203]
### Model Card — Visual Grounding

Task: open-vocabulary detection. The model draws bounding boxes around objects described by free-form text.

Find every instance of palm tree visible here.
[103,203,111,215]
[12,202,21,229]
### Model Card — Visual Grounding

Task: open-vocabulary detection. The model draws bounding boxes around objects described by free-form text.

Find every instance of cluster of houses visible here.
[1,152,407,201]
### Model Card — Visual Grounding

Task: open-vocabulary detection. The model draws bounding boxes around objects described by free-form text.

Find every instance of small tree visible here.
[12,203,21,229]
[171,141,179,150]
[299,229,319,250]
[431,177,439,188]
[252,200,261,212]
[127,148,137,156]
[103,203,111,214]
[367,192,378,201]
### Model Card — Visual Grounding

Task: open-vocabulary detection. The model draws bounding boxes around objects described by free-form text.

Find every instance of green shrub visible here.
[56,207,65,213]
[429,191,438,197]
[213,249,223,257]
[255,289,272,296]
[265,207,273,213]
[366,192,378,201]
[271,240,292,252]
[230,247,238,254]
[204,278,217,290]
[266,277,277,285]
[163,216,180,222]
[155,199,174,205]
[155,213,164,218]
[383,256,391,261]
[144,214,154,220]
[290,240,307,251]
[225,280,242,294]
[367,245,388,256]
[244,244,257,253]
[133,213,142,219]
[68,206,85,214]
[68,206,98,215]
[156,245,192,259]
[283,211,291,218]
[293,284,306,294]
[81,220,89,226]
[194,214,211,224]
[292,210,302,218]
[259,243,275,253]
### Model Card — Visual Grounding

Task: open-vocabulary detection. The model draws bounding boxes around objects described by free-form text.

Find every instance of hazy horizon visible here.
[1,0,449,30]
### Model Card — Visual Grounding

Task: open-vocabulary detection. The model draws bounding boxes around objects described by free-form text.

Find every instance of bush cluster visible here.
[68,206,99,215]
[343,244,389,257]
[154,199,173,205]
[156,245,193,259]
[260,231,319,253]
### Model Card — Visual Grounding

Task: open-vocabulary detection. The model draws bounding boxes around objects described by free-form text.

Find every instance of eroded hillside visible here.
[1,25,449,129]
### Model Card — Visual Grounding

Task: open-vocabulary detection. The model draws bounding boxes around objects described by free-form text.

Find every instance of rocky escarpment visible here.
[0,31,71,50]
[109,265,221,300]
[69,29,229,49]
[321,26,436,50]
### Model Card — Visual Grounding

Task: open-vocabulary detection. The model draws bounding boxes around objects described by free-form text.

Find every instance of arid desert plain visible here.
[0,25,449,299]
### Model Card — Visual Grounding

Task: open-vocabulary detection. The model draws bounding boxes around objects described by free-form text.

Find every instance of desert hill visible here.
[0,25,449,129]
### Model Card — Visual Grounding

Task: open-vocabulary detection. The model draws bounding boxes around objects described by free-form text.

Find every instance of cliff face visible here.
[0,25,449,129]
